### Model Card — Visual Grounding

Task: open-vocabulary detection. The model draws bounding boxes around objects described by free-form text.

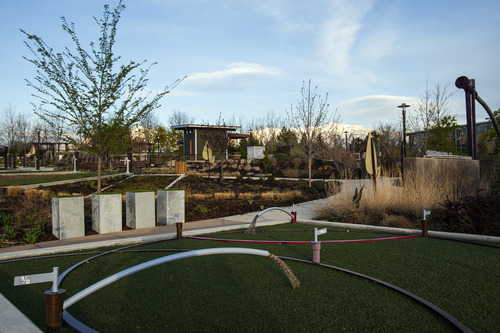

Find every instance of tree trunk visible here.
[97,153,102,193]
[218,161,224,182]
[308,157,312,187]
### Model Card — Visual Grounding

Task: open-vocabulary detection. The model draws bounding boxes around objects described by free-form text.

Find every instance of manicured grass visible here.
[0,172,116,186]
[0,224,498,332]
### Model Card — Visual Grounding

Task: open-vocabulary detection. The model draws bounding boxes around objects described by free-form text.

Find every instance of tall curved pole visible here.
[455,76,500,146]
[475,94,500,142]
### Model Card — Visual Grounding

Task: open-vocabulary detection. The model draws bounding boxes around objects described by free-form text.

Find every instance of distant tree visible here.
[247,111,283,152]
[427,116,460,154]
[22,1,184,191]
[1,104,17,149]
[408,81,454,154]
[373,122,401,169]
[484,108,500,155]
[286,80,336,186]
[15,112,32,167]
[169,110,194,127]
[277,126,299,157]
[238,132,261,158]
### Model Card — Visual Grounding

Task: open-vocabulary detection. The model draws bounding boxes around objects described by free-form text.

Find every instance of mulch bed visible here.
[1,175,334,246]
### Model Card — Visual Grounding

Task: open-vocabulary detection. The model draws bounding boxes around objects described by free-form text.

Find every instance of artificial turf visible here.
[0,223,498,332]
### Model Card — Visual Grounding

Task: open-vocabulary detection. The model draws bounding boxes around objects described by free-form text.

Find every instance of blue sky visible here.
[1,0,499,129]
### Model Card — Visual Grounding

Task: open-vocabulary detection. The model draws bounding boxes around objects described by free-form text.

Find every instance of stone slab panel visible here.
[92,193,122,234]
[126,191,155,229]
[157,189,185,225]
[52,196,84,240]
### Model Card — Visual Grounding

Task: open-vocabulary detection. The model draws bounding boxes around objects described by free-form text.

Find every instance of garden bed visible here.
[0,175,335,246]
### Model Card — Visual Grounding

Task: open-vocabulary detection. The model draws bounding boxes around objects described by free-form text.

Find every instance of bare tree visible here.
[138,112,160,153]
[287,80,336,186]
[1,104,18,168]
[169,110,194,127]
[408,81,454,154]
[15,112,33,167]
[247,110,284,152]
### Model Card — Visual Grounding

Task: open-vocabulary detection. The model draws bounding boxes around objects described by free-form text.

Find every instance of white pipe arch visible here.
[63,247,270,310]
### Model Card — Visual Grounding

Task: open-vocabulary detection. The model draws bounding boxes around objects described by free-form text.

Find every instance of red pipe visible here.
[186,234,419,244]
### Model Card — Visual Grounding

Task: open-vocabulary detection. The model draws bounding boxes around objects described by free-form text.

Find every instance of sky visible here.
[1,0,499,131]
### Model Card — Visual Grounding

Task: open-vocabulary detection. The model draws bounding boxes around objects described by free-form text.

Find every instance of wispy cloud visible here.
[250,0,312,34]
[317,0,399,87]
[338,95,417,125]
[179,62,281,94]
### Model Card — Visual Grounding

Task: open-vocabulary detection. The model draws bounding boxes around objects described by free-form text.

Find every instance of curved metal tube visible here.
[280,256,472,333]
[63,248,269,310]
[256,207,293,219]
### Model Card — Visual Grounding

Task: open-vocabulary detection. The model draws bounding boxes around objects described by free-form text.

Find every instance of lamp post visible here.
[344,131,348,154]
[398,103,410,181]
[36,128,41,171]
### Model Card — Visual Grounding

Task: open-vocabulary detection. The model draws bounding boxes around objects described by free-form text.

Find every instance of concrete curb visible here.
[0,294,42,333]
[299,219,500,244]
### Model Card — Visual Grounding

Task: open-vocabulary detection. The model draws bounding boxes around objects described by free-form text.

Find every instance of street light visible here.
[344,131,348,154]
[36,128,41,171]
[398,103,410,181]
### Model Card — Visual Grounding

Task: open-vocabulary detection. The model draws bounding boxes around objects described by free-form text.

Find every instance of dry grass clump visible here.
[261,191,278,200]
[277,190,301,201]
[13,189,52,231]
[188,193,212,200]
[6,186,23,197]
[238,192,257,200]
[319,171,464,229]
[214,192,235,199]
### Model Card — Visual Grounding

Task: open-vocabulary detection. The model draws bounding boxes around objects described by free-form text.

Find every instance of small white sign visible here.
[14,267,59,292]
[317,228,327,236]
[314,228,328,242]
[170,213,182,223]
[423,210,431,220]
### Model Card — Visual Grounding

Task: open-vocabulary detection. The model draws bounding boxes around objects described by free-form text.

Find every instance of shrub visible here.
[14,189,51,232]
[430,195,500,236]
[265,175,276,183]
[194,204,208,214]
[3,225,16,239]
[0,212,14,227]
[281,168,301,178]
[23,221,45,244]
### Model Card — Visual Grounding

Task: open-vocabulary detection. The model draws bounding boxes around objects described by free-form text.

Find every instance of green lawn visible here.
[0,172,116,186]
[0,224,498,332]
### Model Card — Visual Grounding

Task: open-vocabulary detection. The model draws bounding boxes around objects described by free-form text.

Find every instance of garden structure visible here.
[171,124,249,161]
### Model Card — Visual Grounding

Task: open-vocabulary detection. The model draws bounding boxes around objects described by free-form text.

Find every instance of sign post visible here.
[171,213,183,238]
[312,228,327,264]
[14,267,66,330]
[291,204,297,223]
[421,209,431,237]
